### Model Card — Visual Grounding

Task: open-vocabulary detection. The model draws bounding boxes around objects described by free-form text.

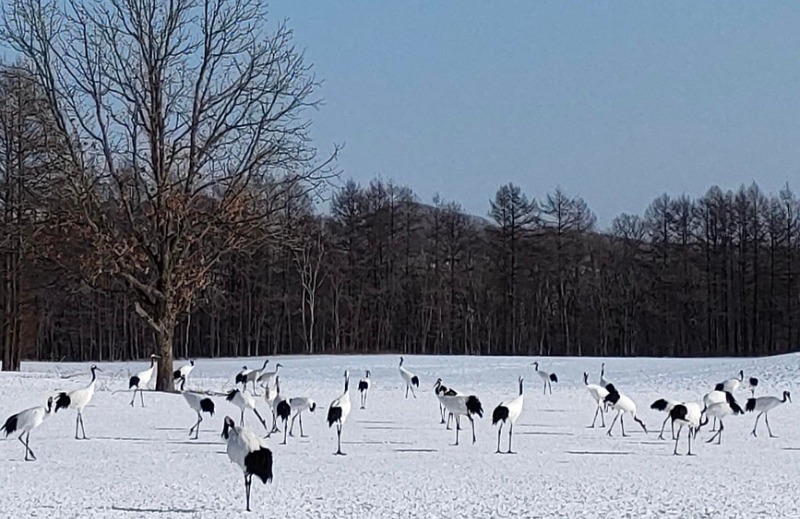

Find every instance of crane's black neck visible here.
[260,359,269,370]
[344,376,350,393]
[90,367,97,383]
[150,357,157,368]
[519,378,524,396]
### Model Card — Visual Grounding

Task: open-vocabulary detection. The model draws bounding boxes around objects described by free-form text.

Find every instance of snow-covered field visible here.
[1,354,799,518]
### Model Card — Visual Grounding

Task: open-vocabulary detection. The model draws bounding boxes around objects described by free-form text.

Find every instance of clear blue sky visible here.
[270,1,800,228]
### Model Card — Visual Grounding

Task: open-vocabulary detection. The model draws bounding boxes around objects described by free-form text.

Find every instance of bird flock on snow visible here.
[1,356,793,511]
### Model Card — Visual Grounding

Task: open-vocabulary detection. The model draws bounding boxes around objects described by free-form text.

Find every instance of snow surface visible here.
[1,354,799,518]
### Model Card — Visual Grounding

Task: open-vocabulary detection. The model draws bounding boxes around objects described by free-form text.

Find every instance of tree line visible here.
[0,1,798,381]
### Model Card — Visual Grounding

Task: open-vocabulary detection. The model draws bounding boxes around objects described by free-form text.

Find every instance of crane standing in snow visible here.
[747,390,791,438]
[256,363,283,391]
[670,402,707,456]
[704,392,744,445]
[236,359,270,396]
[604,384,647,437]
[226,389,269,431]
[492,377,524,454]
[358,370,371,409]
[288,397,316,438]
[531,362,558,395]
[54,364,101,440]
[584,372,609,428]
[650,398,681,440]
[434,378,460,429]
[221,416,273,512]
[327,370,352,455]
[1,396,55,461]
[399,357,419,398]
[129,354,161,407]
[440,393,483,446]
[173,360,195,384]
[177,376,216,439]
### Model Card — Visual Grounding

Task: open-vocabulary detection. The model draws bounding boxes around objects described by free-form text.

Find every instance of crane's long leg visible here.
[766,413,776,438]
[706,421,723,444]
[240,409,245,427]
[410,385,417,399]
[671,419,675,440]
[75,413,81,440]
[335,424,346,455]
[129,389,137,407]
[600,404,606,427]
[621,415,628,437]
[140,388,145,408]
[454,417,460,446]
[590,404,600,428]
[253,409,268,431]
[495,423,503,454]
[405,385,409,399]
[23,432,36,461]
[711,417,717,432]
[270,409,279,434]
[752,413,763,437]
[657,415,670,440]
[79,412,87,439]
[687,426,694,456]
[439,403,446,424]
[607,411,621,436]
[282,420,288,445]
[446,412,453,430]
[289,413,297,437]
[542,380,547,396]
[549,381,553,395]
[470,416,476,444]
[189,412,202,439]
[300,412,307,438]
[507,423,515,454]
[245,473,252,512]
[673,426,681,455]
[364,390,368,409]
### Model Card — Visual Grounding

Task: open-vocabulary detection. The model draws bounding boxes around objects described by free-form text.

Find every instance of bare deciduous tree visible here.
[2,0,335,387]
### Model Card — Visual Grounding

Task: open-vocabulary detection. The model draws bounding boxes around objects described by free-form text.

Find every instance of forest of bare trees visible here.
[0,1,798,378]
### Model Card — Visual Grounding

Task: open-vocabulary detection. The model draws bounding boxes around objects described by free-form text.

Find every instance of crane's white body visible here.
[583,372,609,428]
[1,397,55,461]
[55,365,100,439]
[327,371,351,455]
[492,377,523,454]
[398,357,418,398]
